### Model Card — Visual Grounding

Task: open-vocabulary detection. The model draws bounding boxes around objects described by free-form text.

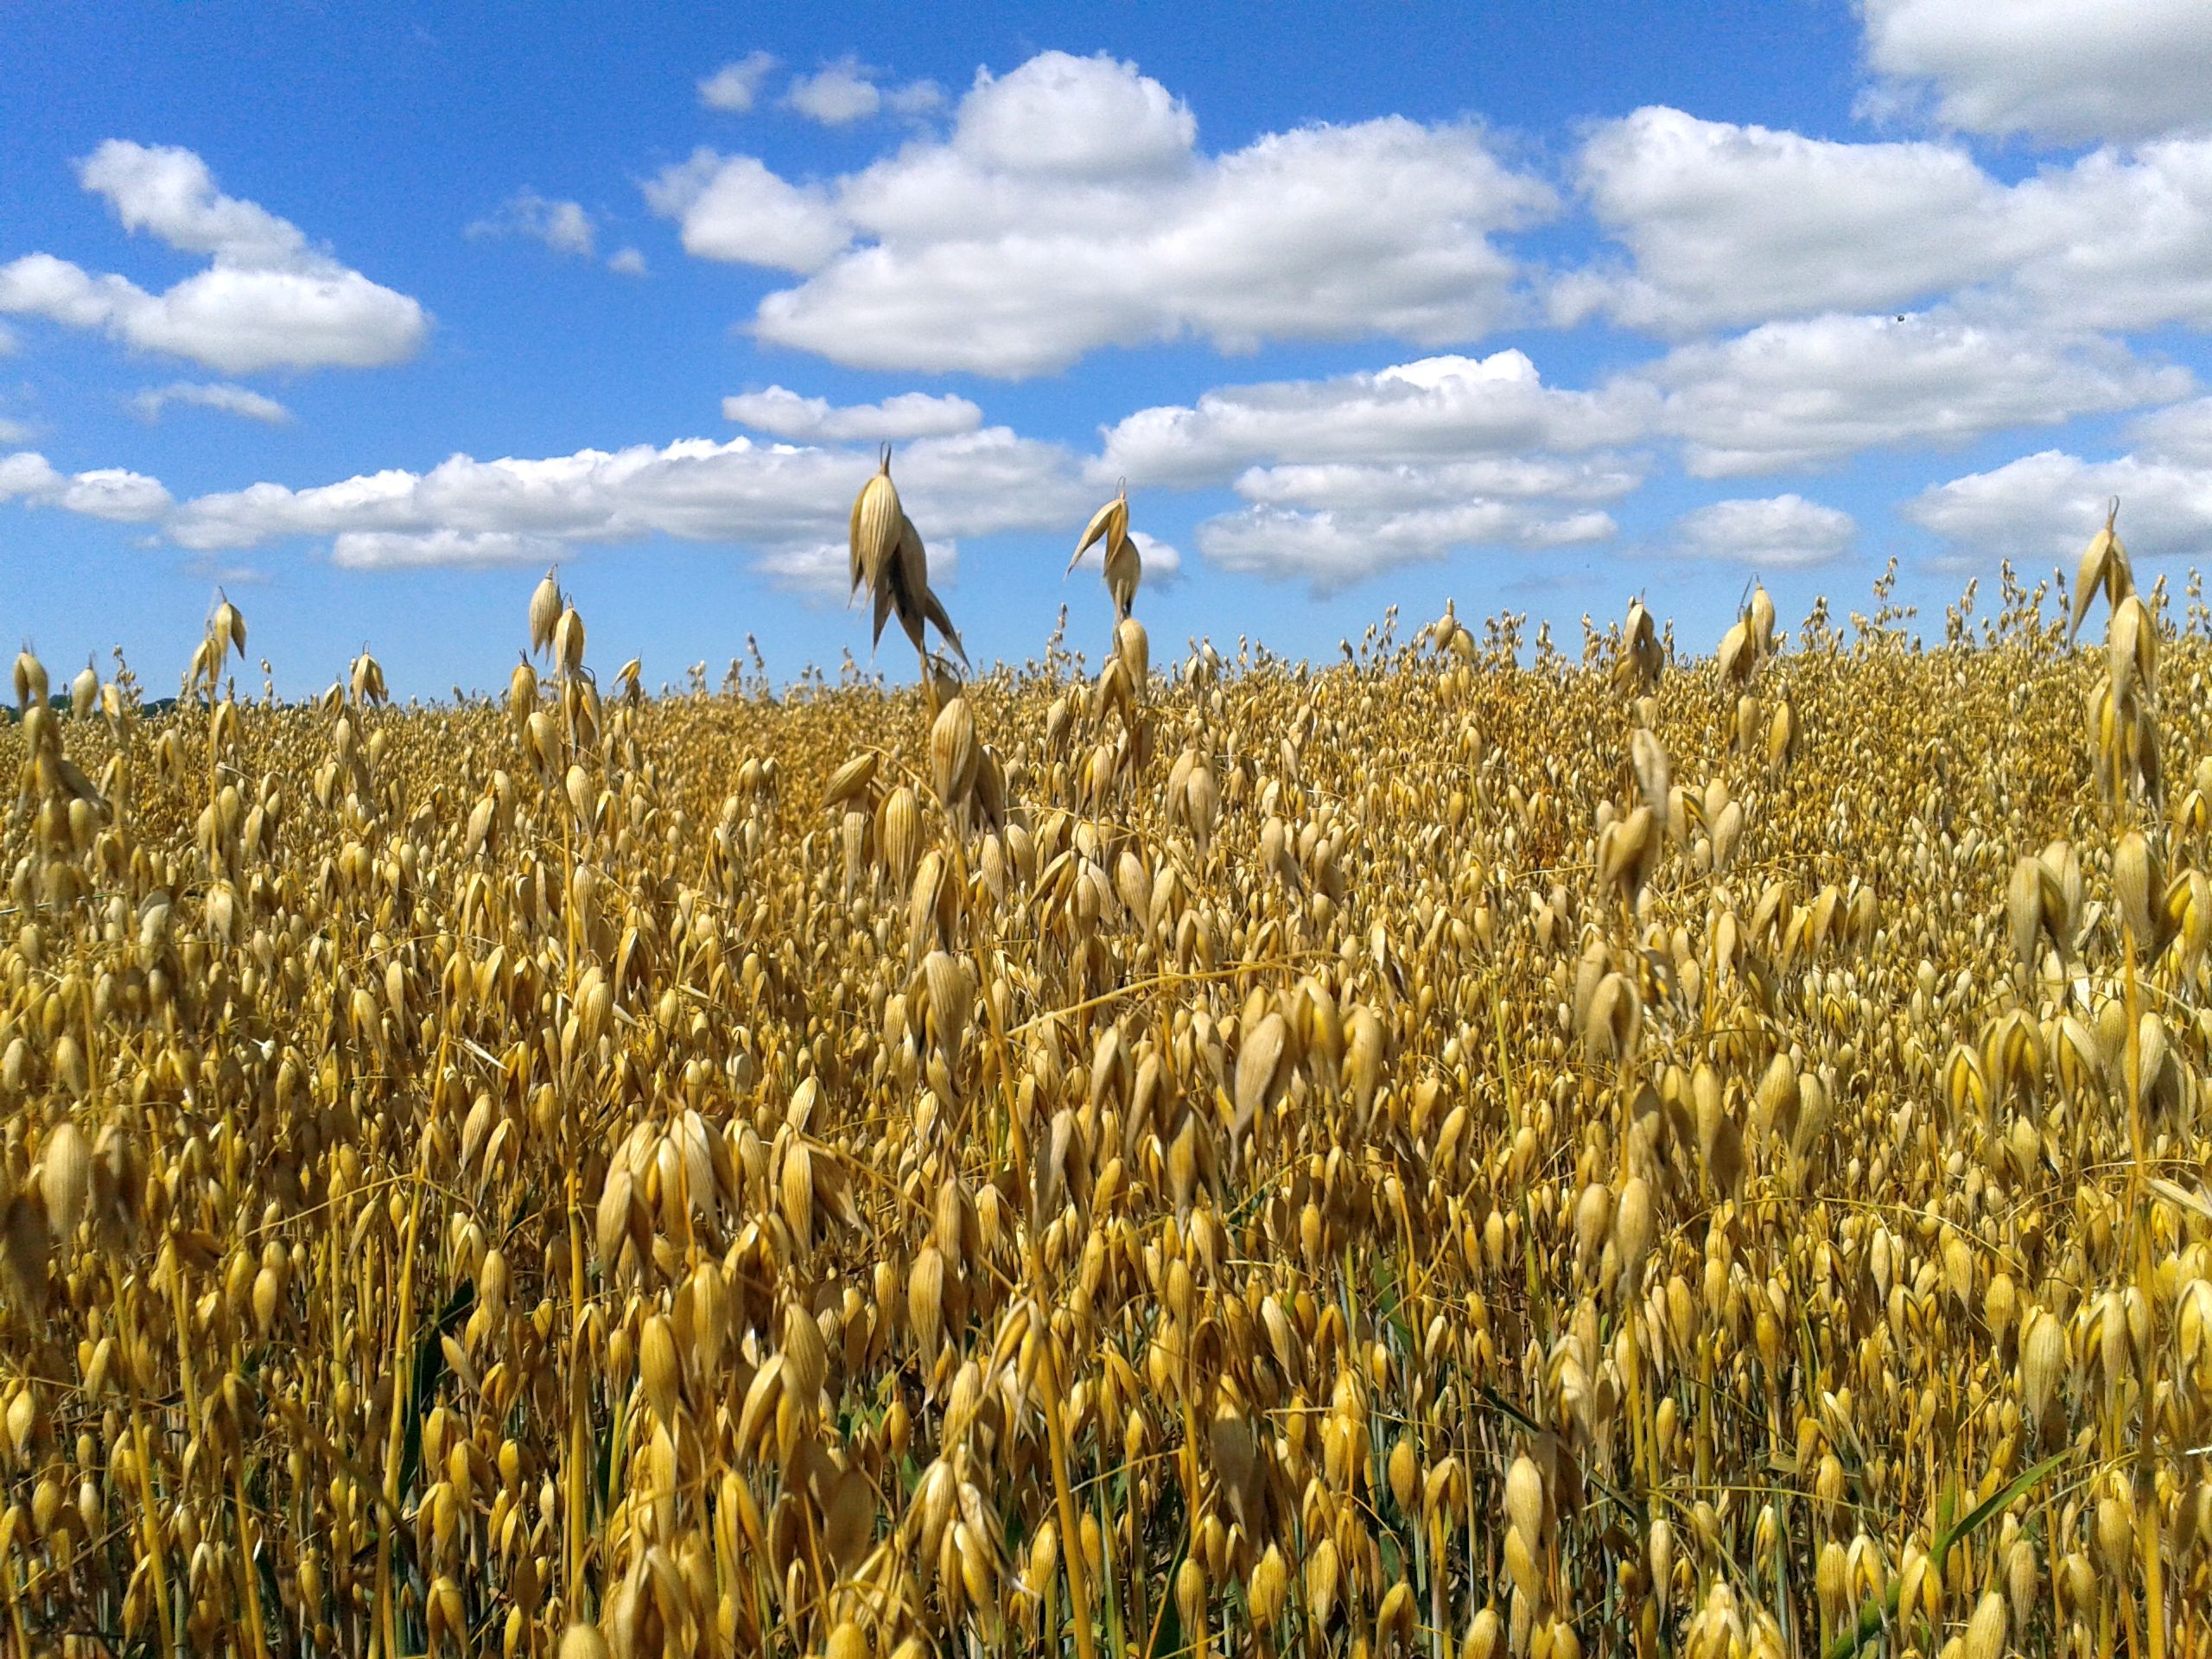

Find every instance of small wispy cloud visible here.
[785,58,942,125]
[467,188,597,257]
[130,380,291,424]
[698,51,778,111]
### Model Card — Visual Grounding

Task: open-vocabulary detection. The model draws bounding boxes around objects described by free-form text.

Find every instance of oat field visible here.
[5,490,2212,1658]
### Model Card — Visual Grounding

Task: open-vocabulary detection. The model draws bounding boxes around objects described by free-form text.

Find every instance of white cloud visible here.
[1089,347,1643,589]
[0,141,428,373]
[885,80,944,117]
[1859,0,2212,144]
[1997,137,2212,333]
[753,537,959,594]
[61,467,173,522]
[0,450,169,521]
[655,51,1554,377]
[1557,107,2013,334]
[787,60,883,125]
[0,452,65,501]
[2126,397,2212,465]
[130,380,291,423]
[0,419,29,445]
[954,50,1196,177]
[1559,108,2212,337]
[607,247,648,276]
[467,189,596,257]
[164,427,1086,595]
[779,66,942,124]
[78,138,311,265]
[332,529,562,569]
[1906,424,2212,568]
[1098,350,1648,489]
[699,52,778,112]
[169,468,423,546]
[1196,501,1615,594]
[644,149,849,272]
[1674,494,1855,568]
[1229,455,1642,511]
[1650,312,2190,476]
[722,385,982,441]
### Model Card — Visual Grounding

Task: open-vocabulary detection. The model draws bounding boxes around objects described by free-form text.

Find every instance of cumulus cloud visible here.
[1674,494,1855,568]
[607,247,648,276]
[653,51,1554,377]
[1904,397,2212,568]
[1996,137,2212,333]
[0,452,64,502]
[698,53,778,112]
[79,139,313,264]
[1649,312,2191,475]
[1908,449,2212,566]
[1555,108,2015,334]
[645,150,850,271]
[755,537,960,594]
[62,467,175,521]
[1089,348,1643,588]
[722,385,982,441]
[467,189,596,257]
[1859,0,2212,144]
[130,380,291,424]
[163,427,1086,595]
[0,140,428,373]
[1558,108,2212,337]
[0,450,170,521]
[1198,502,1615,594]
[2126,396,2212,465]
[332,529,563,569]
[952,51,1194,176]
[1228,456,1641,512]
[1099,351,1647,489]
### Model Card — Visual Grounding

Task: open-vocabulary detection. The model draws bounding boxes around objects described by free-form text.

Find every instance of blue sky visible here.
[4,0,2212,696]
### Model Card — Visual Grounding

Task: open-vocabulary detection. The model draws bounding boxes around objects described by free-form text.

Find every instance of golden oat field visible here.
[6,481,2212,1659]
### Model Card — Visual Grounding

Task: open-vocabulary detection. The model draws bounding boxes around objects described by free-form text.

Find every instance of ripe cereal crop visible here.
[3,486,2212,1657]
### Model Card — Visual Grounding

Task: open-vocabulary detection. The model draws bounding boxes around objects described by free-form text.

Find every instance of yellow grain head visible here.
[1115,616,1149,686]
[639,1313,681,1428]
[38,1122,90,1243]
[2113,830,2162,950]
[1630,728,1669,824]
[529,568,563,656]
[851,448,904,600]
[1069,486,1130,574]
[554,603,586,678]
[13,646,46,713]
[2070,498,2130,641]
[930,696,978,810]
[1748,582,1776,654]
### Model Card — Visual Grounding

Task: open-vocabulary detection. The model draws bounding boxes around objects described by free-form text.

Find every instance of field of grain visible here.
[5,493,2212,1658]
